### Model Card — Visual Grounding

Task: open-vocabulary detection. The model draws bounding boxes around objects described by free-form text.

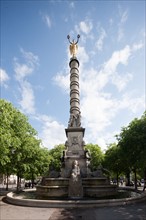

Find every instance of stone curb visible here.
[6,190,146,208]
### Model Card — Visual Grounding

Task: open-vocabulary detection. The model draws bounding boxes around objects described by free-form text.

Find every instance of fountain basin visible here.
[6,188,146,208]
[82,177,109,185]
[41,178,69,186]
[84,185,117,197]
[36,185,68,197]
[36,177,117,198]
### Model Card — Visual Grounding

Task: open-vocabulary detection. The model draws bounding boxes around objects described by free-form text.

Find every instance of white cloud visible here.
[36,114,65,148]
[118,92,145,113]
[104,45,131,72]
[0,68,10,87]
[132,42,144,51]
[75,19,93,35]
[78,46,89,65]
[20,48,39,67]
[95,27,106,51]
[111,72,133,91]
[81,90,145,149]
[118,9,128,41]
[120,9,128,24]
[81,94,118,149]
[14,49,39,114]
[43,14,52,28]
[81,94,116,133]
[14,63,33,81]
[54,71,70,93]
[109,18,113,26]
[118,28,124,42]
[19,81,35,114]
[14,49,39,81]
[91,130,119,151]
[80,45,132,95]
[69,2,75,8]
[13,48,67,147]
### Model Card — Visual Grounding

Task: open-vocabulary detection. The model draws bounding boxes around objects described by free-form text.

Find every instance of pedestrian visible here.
[143,178,146,191]
[28,181,31,188]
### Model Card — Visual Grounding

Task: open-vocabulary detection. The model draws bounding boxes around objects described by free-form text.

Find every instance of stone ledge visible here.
[65,127,85,136]
[6,190,146,208]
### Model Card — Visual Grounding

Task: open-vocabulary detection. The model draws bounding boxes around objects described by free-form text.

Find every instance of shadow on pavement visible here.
[49,201,146,220]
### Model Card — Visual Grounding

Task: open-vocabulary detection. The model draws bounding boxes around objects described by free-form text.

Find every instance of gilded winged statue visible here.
[67,34,80,57]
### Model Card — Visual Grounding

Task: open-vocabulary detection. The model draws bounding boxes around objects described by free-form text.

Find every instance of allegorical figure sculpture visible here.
[67,34,80,57]
[71,160,80,182]
[69,159,83,197]
[68,112,81,127]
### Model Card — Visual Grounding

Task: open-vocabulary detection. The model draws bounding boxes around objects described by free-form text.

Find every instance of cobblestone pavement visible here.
[0,196,146,220]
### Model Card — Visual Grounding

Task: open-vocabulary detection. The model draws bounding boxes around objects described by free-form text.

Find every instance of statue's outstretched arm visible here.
[67,35,72,44]
[67,34,80,45]
[75,34,80,44]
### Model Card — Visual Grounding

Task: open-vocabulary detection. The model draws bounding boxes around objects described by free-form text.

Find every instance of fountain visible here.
[6,35,146,207]
[36,35,117,199]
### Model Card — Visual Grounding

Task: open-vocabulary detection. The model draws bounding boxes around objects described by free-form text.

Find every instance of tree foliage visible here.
[117,112,146,173]
[0,99,51,189]
[85,144,104,170]
[103,143,124,183]
[103,112,146,187]
[1,99,145,190]
[48,144,65,171]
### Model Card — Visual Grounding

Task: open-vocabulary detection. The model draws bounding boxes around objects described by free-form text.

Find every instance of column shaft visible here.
[69,59,80,116]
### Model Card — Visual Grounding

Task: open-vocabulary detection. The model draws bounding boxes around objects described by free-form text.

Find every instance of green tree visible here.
[49,144,65,171]
[0,99,15,167]
[103,143,123,185]
[22,142,51,187]
[116,112,146,189]
[85,144,104,171]
[0,99,42,190]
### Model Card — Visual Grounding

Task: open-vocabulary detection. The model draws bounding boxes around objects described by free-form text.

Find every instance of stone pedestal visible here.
[63,127,87,177]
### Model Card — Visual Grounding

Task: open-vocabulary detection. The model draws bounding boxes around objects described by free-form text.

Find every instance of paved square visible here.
[1,196,146,220]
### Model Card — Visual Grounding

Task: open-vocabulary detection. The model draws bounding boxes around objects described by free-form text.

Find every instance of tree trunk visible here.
[143,167,146,191]
[134,169,137,190]
[6,174,9,190]
[144,168,146,179]
[126,172,130,186]
[31,172,34,188]
[116,173,119,186]
[17,174,20,192]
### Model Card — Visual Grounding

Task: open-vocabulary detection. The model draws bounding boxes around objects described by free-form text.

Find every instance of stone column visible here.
[68,58,81,128]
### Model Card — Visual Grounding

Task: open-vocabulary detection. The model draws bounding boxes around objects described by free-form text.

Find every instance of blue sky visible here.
[1,0,145,151]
